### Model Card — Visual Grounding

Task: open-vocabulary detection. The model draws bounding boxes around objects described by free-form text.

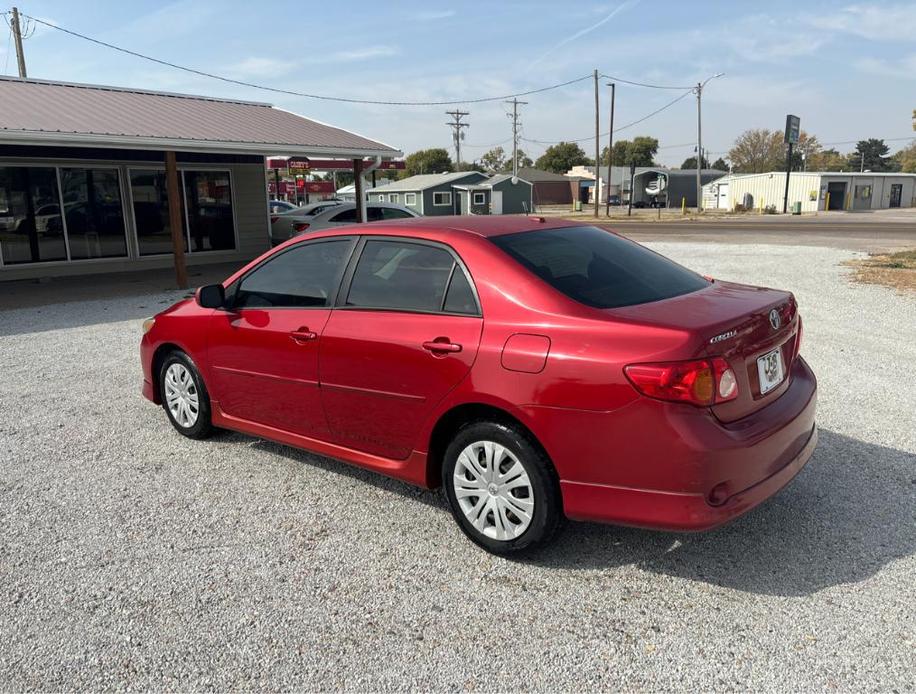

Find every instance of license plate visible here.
[757,348,785,395]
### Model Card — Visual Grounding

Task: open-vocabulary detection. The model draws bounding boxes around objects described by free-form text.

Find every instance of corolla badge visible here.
[709,329,737,344]
[769,309,781,330]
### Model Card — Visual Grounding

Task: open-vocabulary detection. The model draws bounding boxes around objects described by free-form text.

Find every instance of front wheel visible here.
[159,351,214,439]
[442,421,563,555]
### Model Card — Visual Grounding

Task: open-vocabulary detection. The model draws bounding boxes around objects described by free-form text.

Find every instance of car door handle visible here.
[422,339,462,354]
[290,327,318,344]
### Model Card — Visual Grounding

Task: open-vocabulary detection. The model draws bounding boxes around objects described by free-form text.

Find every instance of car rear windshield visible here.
[491,225,709,309]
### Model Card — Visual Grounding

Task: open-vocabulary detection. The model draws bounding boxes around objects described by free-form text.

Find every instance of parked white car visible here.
[270,200,345,245]
[287,202,420,239]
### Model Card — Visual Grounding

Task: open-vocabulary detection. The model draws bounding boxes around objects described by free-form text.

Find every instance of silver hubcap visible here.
[453,441,534,541]
[164,363,199,428]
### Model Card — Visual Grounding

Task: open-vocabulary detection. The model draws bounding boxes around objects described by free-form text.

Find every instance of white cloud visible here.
[528,0,643,69]
[326,46,399,62]
[229,57,293,78]
[415,9,456,21]
[855,53,916,80]
[808,3,916,41]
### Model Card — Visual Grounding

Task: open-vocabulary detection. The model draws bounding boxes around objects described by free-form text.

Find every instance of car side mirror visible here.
[197,283,226,309]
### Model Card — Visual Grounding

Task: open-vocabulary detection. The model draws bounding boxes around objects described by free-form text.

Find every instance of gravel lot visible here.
[1,242,914,691]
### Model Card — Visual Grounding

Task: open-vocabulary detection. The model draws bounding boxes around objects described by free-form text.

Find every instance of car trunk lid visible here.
[609,280,800,422]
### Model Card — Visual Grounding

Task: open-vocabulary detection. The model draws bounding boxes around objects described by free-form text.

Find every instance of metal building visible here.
[703,171,916,212]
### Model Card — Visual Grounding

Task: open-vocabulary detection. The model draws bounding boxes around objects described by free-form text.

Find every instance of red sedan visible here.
[140,217,817,554]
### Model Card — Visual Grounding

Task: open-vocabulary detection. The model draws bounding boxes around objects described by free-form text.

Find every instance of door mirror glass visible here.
[198,283,226,309]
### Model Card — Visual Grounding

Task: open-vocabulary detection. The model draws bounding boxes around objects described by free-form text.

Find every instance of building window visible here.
[374,194,385,202]
[131,170,185,257]
[404,193,417,206]
[388,193,399,204]
[473,192,486,205]
[184,171,236,252]
[130,169,235,256]
[433,191,452,206]
[58,168,128,260]
[0,166,67,264]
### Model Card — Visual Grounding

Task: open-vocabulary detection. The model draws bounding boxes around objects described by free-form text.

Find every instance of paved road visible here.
[1,242,914,690]
[603,219,916,252]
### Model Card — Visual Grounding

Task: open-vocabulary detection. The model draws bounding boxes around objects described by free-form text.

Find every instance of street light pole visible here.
[694,73,724,213]
[605,82,615,216]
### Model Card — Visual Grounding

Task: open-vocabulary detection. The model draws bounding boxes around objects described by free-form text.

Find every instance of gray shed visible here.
[453,174,533,215]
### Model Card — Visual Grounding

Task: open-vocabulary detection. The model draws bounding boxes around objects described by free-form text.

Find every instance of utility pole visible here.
[11,7,28,78]
[694,73,724,213]
[445,110,470,168]
[505,98,527,176]
[593,69,600,218]
[695,82,703,213]
[605,82,615,216]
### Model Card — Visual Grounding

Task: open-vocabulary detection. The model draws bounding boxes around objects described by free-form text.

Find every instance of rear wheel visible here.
[159,351,213,439]
[442,421,562,555]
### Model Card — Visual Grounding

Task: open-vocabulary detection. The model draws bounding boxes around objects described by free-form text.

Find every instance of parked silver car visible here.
[270,200,345,245]
[286,202,419,239]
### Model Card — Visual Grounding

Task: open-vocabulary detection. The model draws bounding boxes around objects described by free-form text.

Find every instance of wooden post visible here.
[353,159,365,223]
[165,151,189,289]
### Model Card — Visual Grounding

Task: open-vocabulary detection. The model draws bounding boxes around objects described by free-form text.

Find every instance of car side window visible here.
[330,208,357,223]
[367,206,384,222]
[346,240,476,314]
[380,208,414,220]
[233,240,351,308]
[443,267,477,314]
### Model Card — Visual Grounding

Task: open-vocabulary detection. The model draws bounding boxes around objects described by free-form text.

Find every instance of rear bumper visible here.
[561,424,817,530]
[557,356,818,530]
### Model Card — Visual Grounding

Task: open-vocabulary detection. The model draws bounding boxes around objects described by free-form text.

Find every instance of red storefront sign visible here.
[265,158,405,171]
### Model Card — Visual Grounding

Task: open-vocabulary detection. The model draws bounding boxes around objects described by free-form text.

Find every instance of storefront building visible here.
[0,77,400,285]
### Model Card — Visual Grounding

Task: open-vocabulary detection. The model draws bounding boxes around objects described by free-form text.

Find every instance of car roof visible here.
[357,215,583,238]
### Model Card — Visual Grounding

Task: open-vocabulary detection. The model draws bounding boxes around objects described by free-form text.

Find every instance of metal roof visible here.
[517,166,580,182]
[375,171,487,192]
[0,76,400,158]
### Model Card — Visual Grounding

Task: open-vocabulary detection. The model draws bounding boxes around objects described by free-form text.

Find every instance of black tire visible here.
[158,351,214,439]
[442,420,563,555]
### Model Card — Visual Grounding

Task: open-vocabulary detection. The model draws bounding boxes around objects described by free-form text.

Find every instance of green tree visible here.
[403,148,453,177]
[455,161,485,173]
[506,149,534,171]
[601,137,658,167]
[849,139,895,172]
[893,141,916,173]
[535,142,591,174]
[479,147,507,173]
[679,155,709,170]
[711,157,729,171]
[728,129,785,173]
[807,148,848,171]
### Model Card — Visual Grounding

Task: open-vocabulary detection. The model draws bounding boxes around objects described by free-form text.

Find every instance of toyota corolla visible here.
[141,217,817,554]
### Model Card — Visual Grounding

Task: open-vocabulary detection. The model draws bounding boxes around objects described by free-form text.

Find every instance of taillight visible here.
[624,357,738,407]
[270,215,279,224]
[794,315,803,358]
[292,222,310,233]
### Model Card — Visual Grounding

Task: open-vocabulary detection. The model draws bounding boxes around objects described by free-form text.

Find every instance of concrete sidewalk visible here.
[0,261,243,311]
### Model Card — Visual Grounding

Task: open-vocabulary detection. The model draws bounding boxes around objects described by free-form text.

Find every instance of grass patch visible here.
[845,249,916,293]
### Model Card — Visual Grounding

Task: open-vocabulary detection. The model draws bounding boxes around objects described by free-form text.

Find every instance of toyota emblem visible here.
[769,309,781,330]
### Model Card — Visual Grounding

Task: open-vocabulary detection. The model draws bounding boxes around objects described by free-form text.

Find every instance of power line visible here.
[522,89,693,145]
[600,73,693,90]
[18,12,597,106]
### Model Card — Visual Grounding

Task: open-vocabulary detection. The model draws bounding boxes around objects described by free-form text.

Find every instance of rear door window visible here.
[346,240,477,314]
[491,225,708,309]
[329,208,357,223]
